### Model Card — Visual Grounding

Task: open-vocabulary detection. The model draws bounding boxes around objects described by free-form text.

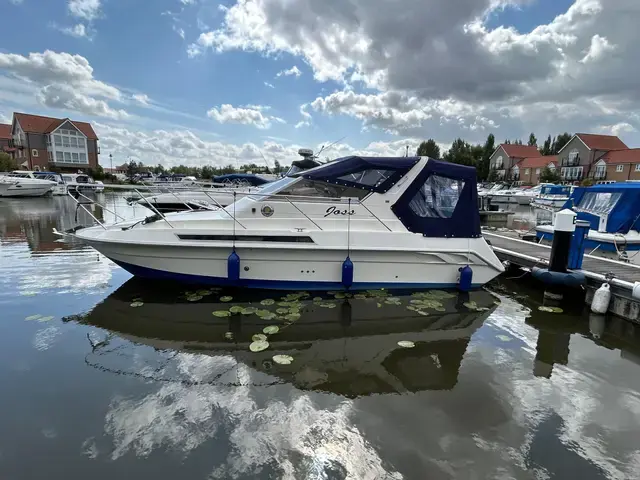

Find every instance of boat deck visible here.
[484,231,640,285]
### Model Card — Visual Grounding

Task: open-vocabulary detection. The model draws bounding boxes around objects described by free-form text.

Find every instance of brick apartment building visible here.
[0,123,12,155]
[5,112,100,172]
[488,144,540,181]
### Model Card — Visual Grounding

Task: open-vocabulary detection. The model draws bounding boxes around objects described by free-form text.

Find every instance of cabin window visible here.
[577,192,622,215]
[274,179,368,201]
[408,175,465,219]
[337,169,394,189]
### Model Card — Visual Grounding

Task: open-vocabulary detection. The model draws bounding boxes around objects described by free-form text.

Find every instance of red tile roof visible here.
[13,112,98,140]
[516,155,558,169]
[600,149,640,165]
[576,133,628,151]
[500,144,541,158]
[0,123,11,140]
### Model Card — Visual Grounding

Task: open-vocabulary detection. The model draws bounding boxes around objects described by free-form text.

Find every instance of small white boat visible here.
[489,187,536,205]
[62,173,99,193]
[530,184,572,211]
[0,171,56,197]
[58,156,504,290]
[95,181,105,193]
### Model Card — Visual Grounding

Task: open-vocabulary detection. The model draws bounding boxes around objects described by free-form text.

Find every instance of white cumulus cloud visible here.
[207,104,282,129]
[68,0,101,21]
[276,66,302,78]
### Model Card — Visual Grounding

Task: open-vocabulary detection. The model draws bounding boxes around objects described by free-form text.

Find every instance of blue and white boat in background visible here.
[536,183,640,259]
[530,184,572,211]
[60,156,504,290]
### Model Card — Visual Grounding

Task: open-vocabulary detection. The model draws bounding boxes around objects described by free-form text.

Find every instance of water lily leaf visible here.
[212,310,231,317]
[260,299,275,306]
[497,334,511,342]
[25,314,42,321]
[224,332,234,340]
[406,306,418,312]
[263,325,280,335]
[397,340,415,348]
[288,308,300,314]
[313,297,323,302]
[463,301,478,310]
[538,306,554,312]
[241,307,257,315]
[433,306,446,312]
[353,294,368,299]
[249,340,269,352]
[197,289,212,296]
[272,355,294,365]
[130,301,144,308]
[187,295,203,302]
[255,309,271,317]
[276,308,289,314]
[252,334,267,342]
[38,316,55,322]
[318,303,336,309]
[550,307,564,313]
[334,292,346,299]
[220,296,233,302]
[377,303,382,308]
[417,310,429,316]
[229,306,244,314]
[284,313,301,322]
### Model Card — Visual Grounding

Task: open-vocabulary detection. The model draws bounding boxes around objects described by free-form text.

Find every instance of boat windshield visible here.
[576,191,622,215]
[34,173,61,182]
[7,173,32,178]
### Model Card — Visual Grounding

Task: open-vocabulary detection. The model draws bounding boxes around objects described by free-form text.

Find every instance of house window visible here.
[63,137,70,147]
[525,168,530,175]
[79,153,87,162]
[56,151,64,161]
[70,137,78,148]
[562,166,583,180]
[32,149,38,157]
[46,135,51,146]
[54,135,62,146]
[595,165,606,178]
[616,165,624,172]
[48,151,53,161]
[77,137,85,147]
[64,152,72,161]
[568,149,579,164]
[635,164,640,172]
[535,168,541,175]
[72,152,79,162]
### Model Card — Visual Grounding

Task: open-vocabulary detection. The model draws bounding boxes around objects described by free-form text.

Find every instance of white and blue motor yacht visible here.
[59,156,504,290]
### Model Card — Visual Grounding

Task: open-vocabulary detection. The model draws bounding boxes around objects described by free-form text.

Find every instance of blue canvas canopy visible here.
[212,174,271,186]
[392,159,481,238]
[298,156,420,193]
[569,183,640,233]
[541,185,571,196]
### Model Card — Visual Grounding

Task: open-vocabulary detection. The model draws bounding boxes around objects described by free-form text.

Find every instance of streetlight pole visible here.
[109,154,113,178]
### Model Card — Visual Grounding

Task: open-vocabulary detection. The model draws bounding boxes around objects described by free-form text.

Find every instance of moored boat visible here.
[0,171,56,197]
[58,156,504,290]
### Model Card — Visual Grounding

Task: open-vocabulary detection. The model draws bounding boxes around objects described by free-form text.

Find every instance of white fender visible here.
[591,283,611,315]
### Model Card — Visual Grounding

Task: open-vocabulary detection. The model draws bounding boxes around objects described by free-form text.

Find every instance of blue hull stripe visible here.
[111,259,481,291]
[536,231,640,253]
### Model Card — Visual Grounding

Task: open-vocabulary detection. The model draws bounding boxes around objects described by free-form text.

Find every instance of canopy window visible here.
[299,156,420,193]
[274,179,368,201]
[576,192,622,216]
[392,159,480,238]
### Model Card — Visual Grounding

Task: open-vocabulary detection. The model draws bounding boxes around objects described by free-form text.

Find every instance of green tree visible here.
[552,133,572,154]
[528,133,537,146]
[540,166,561,183]
[126,159,139,178]
[416,139,441,159]
[274,160,282,174]
[540,135,552,155]
[477,133,495,181]
[89,165,105,180]
[487,168,499,182]
[0,152,16,172]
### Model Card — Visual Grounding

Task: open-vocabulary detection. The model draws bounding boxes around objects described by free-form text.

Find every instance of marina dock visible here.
[485,231,640,322]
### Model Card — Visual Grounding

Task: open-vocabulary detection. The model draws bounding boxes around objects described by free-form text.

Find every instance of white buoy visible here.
[591,283,611,314]
[633,282,640,301]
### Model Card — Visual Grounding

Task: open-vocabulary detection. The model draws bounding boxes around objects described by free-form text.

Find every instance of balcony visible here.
[593,171,607,180]
[561,157,581,167]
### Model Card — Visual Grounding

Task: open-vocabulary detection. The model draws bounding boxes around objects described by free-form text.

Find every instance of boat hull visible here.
[81,239,499,290]
[536,228,640,253]
[490,195,532,205]
[0,184,53,197]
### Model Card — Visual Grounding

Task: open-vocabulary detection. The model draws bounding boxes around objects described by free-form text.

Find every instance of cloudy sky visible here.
[0,0,638,168]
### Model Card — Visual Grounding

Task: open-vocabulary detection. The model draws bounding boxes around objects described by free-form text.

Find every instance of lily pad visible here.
[463,301,479,310]
[276,308,289,314]
[187,295,203,302]
[353,294,368,299]
[284,313,301,322]
[224,332,234,340]
[334,292,346,299]
[272,355,294,365]
[220,296,233,302]
[197,290,212,296]
[252,334,267,342]
[263,325,280,335]
[550,307,564,313]
[229,306,244,314]
[241,307,257,315]
[397,340,416,348]
[260,299,275,306]
[416,310,430,316]
[249,340,269,352]
[25,314,42,321]
[313,297,323,302]
[130,301,144,308]
[318,303,336,309]
[212,310,231,317]
[288,308,300,314]
[538,306,556,313]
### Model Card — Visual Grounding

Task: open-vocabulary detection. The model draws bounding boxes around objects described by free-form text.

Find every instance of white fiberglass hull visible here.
[71,225,504,291]
[52,185,68,195]
[490,194,533,205]
[0,183,54,197]
[530,197,569,210]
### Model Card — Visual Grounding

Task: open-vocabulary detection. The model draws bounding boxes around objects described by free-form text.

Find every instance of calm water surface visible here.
[1,194,640,480]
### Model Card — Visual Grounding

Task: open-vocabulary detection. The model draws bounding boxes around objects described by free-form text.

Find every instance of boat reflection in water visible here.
[67,278,497,396]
